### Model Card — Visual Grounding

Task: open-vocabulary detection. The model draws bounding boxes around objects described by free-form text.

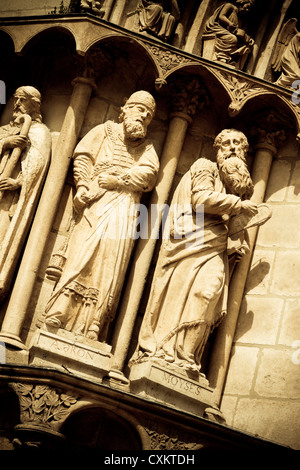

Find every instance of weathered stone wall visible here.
[221,140,300,449]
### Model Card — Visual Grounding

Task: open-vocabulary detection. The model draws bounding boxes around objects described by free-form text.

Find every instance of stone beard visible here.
[123,114,147,140]
[13,103,27,120]
[218,155,254,200]
[12,87,42,123]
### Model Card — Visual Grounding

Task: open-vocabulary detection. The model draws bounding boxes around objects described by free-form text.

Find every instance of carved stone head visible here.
[236,0,255,13]
[13,86,42,123]
[214,129,253,199]
[119,90,156,141]
[214,128,249,166]
[125,91,156,115]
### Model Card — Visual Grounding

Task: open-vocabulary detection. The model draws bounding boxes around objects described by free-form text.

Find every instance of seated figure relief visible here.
[131,129,270,375]
[137,0,180,42]
[44,91,159,343]
[202,0,255,70]
[68,0,105,17]
[0,86,51,301]
[272,18,300,89]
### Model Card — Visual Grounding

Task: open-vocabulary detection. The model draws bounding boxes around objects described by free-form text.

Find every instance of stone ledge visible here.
[0,365,293,450]
[29,327,112,383]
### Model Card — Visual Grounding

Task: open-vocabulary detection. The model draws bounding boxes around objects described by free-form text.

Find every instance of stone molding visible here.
[1,15,299,139]
[0,366,288,450]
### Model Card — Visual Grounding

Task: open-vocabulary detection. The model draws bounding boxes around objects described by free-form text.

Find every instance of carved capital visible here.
[167,77,209,119]
[9,382,80,431]
[250,113,286,155]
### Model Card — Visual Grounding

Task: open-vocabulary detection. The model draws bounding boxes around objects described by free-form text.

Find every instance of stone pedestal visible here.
[129,358,216,417]
[29,327,111,382]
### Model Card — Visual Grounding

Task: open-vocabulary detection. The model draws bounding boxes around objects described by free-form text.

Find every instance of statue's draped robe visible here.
[45,121,159,341]
[139,1,177,41]
[0,121,51,299]
[135,158,242,367]
[203,4,251,64]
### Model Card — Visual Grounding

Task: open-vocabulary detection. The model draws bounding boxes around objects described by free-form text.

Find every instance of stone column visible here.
[207,117,286,406]
[0,77,96,350]
[183,0,211,53]
[109,1,127,25]
[102,0,115,21]
[109,79,209,386]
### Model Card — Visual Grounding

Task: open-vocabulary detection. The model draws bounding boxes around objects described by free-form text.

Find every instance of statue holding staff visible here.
[0,86,51,301]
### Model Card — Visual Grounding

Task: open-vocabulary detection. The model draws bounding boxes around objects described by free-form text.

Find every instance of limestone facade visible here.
[221,154,300,449]
[0,0,299,451]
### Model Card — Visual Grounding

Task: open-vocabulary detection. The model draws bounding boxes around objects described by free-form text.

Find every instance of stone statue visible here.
[0,86,51,300]
[44,91,159,343]
[68,0,105,17]
[272,18,300,89]
[137,0,180,42]
[202,0,255,69]
[131,129,258,373]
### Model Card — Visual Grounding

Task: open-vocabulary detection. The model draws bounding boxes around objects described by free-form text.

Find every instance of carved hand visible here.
[73,186,90,211]
[235,243,250,262]
[2,135,28,151]
[236,28,247,39]
[240,200,258,216]
[0,177,21,191]
[228,23,238,34]
[98,174,119,190]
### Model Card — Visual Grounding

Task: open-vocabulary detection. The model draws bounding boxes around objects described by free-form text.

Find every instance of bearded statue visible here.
[44,91,159,343]
[131,129,261,374]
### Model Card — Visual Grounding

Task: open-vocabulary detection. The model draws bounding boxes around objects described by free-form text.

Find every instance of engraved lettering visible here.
[162,369,201,397]
[49,339,94,361]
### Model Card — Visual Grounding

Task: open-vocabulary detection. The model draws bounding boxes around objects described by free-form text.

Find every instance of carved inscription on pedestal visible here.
[30,328,112,381]
[49,339,95,362]
[129,359,214,416]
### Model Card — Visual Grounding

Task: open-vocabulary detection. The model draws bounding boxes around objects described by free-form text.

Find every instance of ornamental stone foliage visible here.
[10,383,79,428]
